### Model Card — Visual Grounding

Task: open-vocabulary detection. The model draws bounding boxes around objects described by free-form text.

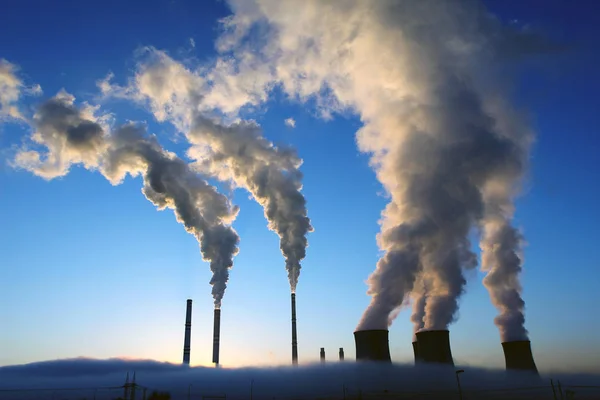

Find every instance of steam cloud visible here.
[207,0,552,338]
[15,92,239,308]
[100,50,312,292]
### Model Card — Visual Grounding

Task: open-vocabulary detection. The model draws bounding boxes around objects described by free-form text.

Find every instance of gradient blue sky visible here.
[1,0,599,373]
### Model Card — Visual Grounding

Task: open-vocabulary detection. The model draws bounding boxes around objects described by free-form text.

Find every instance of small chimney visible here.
[339,347,345,361]
[415,330,454,365]
[502,340,538,374]
[291,293,298,365]
[183,299,192,365]
[320,347,326,363]
[354,330,391,362]
[412,341,420,364]
[212,308,221,366]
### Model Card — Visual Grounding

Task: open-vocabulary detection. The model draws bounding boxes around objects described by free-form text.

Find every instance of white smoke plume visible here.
[189,116,312,292]
[100,50,312,292]
[410,277,429,339]
[207,0,555,334]
[15,92,239,308]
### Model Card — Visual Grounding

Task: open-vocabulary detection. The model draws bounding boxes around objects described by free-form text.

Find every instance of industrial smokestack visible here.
[291,293,298,365]
[320,348,325,363]
[339,348,344,361]
[412,341,420,364]
[415,330,454,365]
[212,308,221,366]
[354,330,391,362]
[502,340,538,374]
[183,299,192,365]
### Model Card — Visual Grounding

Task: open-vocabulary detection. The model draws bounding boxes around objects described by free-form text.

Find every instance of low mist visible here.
[1,358,598,400]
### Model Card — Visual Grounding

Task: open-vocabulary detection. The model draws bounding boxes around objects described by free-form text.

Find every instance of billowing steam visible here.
[15,92,239,308]
[480,199,529,342]
[100,51,312,292]
[410,277,429,339]
[209,0,549,335]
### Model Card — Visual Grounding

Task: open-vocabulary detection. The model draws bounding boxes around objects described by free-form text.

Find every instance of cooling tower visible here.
[412,341,420,364]
[354,330,392,362]
[339,347,345,361]
[182,299,192,365]
[291,293,298,365]
[212,308,221,365]
[415,330,454,365]
[320,347,325,363]
[502,340,538,374]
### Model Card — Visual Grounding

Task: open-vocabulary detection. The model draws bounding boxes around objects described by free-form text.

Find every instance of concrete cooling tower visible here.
[502,340,538,374]
[412,341,420,364]
[415,330,454,365]
[354,330,392,362]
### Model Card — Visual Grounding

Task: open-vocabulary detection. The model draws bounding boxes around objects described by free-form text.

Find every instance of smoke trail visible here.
[210,0,550,331]
[15,92,239,307]
[100,52,312,292]
[189,116,312,292]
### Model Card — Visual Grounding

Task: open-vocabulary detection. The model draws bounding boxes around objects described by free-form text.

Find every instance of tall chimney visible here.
[320,347,326,363]
[412,341,420,364]
[339,347,344,361]
[502,340,538,374]
[182,299,192,365]
[415,330,454,365]
[212,308,221,366]
[291,293,298,365]
[354,330,391,362]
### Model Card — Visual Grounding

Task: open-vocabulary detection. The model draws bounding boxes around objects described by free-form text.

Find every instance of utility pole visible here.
[188,384,192,400]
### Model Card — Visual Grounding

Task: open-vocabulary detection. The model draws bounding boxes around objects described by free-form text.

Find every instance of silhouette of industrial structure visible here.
[180,300,538,374]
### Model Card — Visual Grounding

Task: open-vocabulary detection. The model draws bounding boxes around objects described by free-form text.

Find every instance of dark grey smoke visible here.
[15,94,239,307]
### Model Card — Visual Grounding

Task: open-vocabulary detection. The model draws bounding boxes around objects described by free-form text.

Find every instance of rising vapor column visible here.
[183,299,192,365]
[212,308,221,366]
[291,293,298,365]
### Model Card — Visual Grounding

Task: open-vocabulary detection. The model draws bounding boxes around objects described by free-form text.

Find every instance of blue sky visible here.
[1,0,599,373]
